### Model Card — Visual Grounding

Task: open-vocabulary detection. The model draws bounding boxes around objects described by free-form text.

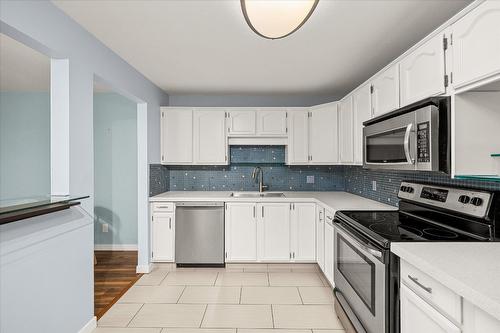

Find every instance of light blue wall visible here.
[94,93,137,246]
[0,92,50,201]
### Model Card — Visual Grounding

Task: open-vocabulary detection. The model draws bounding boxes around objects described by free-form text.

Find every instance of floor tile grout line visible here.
[176,285,187,303]
[297,286,305,305]
[270,303,275,328]
[124,302,145,327]
[199,303,209,328]
[239,286,243,304]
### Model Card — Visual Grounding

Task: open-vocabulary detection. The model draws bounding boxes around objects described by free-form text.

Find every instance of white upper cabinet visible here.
[256,109,287,136]
[227,109,256,135]
[193,109,228,164]
[452,1,500,90]
[400,32,447,106]
[371,64,400,117]
[225,203,257,262]
[290,203,316,261]
[310,104,339,164]
[161,108,193,164]
[287,109,310,165]
[339,96,354,164]
[353,84,372,165]
[257,203,291,261]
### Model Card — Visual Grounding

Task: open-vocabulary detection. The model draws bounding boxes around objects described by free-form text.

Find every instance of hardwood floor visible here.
[94,251,142,319]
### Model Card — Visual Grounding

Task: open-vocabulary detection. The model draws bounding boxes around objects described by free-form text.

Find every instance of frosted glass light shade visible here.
[241,0,319,39]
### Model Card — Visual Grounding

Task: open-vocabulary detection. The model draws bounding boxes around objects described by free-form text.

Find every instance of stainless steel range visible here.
[333,181,500,333]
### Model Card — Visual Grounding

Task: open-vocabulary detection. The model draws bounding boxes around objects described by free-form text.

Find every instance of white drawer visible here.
[401,260,462,324]
[152,202,174,212]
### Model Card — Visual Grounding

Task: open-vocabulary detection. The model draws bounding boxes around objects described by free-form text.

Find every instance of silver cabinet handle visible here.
[169,217,171,230]
[253,206,256,218]
[157,205,170,209]
[408,275,432,294]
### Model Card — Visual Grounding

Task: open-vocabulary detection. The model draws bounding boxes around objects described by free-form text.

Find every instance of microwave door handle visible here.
[404,124,415,164]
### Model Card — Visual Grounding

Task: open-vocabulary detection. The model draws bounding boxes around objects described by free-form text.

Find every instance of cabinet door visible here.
[452,1,500,89]
[290,203,316,261]
[151,213,175,262]
[193,109,227,164]
[161,108,193,164]
[339,96,354,164]
[463,300,500,333]
[372,64,400,117]
[400,33,446,106]
[227,110,256,136]
[324,220,334,286]
[258,203,291,261]
[225,203,257,261]
[316,207,325,272]
[310,104,339,164]
[401,284,461,333]
[257,109,287,136]
[353,84,372,165]
[287,110,309,164]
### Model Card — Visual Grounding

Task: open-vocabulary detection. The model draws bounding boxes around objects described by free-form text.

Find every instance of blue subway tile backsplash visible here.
[150,146,500,207]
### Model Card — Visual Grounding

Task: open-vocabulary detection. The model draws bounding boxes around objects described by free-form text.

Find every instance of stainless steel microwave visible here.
[363,97,450,173]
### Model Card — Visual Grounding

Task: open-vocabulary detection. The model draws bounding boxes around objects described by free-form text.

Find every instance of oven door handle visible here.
[335,223,384,261]
[403,123,415,165]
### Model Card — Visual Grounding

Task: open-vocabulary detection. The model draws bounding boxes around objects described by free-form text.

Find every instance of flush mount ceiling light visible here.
[241,0,319,40]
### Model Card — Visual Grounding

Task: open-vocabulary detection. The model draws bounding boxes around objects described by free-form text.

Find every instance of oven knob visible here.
[470,197,483,206]
[400,186,407,192]
[407,187,414,193]
[458,195,471,204]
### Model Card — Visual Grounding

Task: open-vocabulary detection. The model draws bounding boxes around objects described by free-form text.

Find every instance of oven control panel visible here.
[398,182,491,218]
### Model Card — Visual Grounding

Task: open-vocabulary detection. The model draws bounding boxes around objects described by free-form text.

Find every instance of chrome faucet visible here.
[252,166,268,193]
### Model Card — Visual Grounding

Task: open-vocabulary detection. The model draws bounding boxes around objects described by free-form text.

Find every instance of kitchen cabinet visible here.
[309,103,339,164]
[225,203,257,261]
[371,64,400,117]
[401,284,461,333]
[287,109,310,164]
[463,300,500,333]
[161,108,193,164]
[257,203,291,261]
[151,211,175,262]
[339,96,354,164]
[227,109,256,135]
[193,109,228,164]
[324,212,335,286]
[353,84,372,165]
[400,32,447,106]
[290,203,316,261]
[256,109,287,136]
[451,1,500,90]
[316,206,325,272]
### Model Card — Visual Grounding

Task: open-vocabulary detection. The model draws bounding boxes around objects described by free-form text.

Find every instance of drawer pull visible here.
[156,205,171,209]
[408,275,432,294]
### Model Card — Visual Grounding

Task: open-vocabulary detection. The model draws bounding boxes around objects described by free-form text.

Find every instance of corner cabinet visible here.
[161,108,193,164]
[225,203,258,262]
[451,1,500,91]
[151,203,175,262]
[339,96,354,164]
[400,32,447,106]
[371,64,400,117]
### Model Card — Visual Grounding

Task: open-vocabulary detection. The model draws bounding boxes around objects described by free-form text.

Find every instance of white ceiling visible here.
[54,0,469,97]
[0,33,50,92]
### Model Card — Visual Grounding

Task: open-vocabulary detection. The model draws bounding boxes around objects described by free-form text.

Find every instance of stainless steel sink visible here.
[230,192,285,198]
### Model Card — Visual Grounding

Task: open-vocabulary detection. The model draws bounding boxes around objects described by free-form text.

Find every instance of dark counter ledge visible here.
[0,195,89,225]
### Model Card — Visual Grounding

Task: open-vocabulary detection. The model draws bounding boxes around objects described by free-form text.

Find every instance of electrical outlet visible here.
[372,180,377,191]
[102,223,109,233]
[306,175,315,184]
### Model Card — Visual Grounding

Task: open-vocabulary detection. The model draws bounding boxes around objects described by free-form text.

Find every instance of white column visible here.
[50,58,70,196]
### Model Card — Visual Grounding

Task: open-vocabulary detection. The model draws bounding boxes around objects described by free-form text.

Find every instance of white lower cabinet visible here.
[324,213,335,286]
[290,203,316,261]
[151,211,175,262]
[463,300,500,333]
[401,284,461,333]
[316,206,325,272]
[257,203,291,261]
[225,203,257,262]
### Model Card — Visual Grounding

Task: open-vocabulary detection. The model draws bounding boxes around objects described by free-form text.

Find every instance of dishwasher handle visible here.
[176,202,224,207]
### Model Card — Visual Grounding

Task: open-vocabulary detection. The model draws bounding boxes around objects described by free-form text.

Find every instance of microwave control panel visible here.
[416,121,430,163]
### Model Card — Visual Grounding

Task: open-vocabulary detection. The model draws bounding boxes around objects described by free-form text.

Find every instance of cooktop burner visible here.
[369,223,424,239]
[422,228,458,239]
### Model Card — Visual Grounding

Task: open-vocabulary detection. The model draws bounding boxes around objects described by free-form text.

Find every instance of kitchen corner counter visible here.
[149,191,396,214]
[391,242,500,321]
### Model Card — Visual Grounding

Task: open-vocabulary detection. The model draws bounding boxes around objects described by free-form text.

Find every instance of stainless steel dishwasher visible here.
[175,202,225,267]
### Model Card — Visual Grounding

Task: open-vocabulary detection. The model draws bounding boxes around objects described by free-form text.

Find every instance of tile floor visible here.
[92,264,345,333]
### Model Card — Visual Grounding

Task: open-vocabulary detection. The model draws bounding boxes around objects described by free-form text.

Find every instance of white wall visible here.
[0,1,169,331]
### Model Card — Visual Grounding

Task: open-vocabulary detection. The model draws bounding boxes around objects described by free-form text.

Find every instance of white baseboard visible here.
[136,263,153,274]
[78,316,96,333]
[94,244,138,251]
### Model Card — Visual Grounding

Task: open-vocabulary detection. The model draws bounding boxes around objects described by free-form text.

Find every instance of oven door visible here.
[363,111,417,170]
[334,223,388,333]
